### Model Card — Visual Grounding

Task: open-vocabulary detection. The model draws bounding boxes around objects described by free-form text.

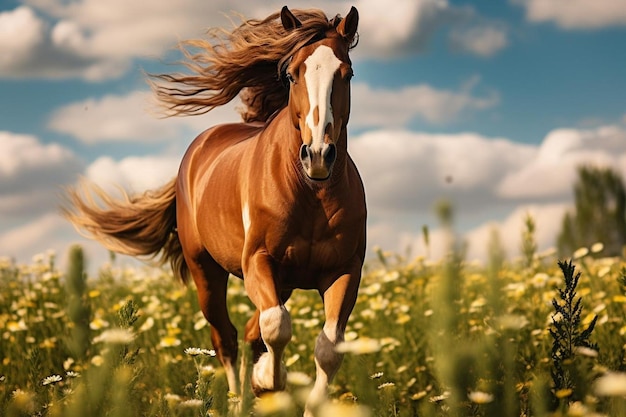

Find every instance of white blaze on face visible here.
[303,45,341,152]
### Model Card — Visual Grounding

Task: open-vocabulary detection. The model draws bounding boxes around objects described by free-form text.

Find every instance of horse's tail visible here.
[62,178,189,283]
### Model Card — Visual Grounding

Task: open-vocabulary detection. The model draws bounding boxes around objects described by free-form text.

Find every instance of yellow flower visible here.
[286,371,312,386]
[572,247,589,259]
[91,355,104,367]
[139,317,155,332]
[335,338,381,354]
[89,317,109,330]
[590,242,604,253]
[468,391,494,404]
[159,336,181,348]
[285,353,300,367]
[6,320,27,332]
[193,318,207,330]
[93,328,135,344]
[164,393,181,408]
[254,391,294,415]
[395,314,411,324]
[317,402,371,417]
[555,388,572,398]
[39,338,57,349]
[594,372,626,396]
[11,389,36,413]
[411,391,427,400]
[613,295,626,303]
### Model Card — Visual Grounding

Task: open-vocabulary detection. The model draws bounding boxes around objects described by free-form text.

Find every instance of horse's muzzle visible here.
[300,143,336,180]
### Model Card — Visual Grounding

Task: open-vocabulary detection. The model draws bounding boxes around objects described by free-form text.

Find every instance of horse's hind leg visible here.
[188,251,239,394]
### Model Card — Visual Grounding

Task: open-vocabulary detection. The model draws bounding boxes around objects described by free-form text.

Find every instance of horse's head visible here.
[281,6,358,181]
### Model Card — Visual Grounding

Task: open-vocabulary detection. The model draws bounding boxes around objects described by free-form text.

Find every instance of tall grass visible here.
[2,221,626,416]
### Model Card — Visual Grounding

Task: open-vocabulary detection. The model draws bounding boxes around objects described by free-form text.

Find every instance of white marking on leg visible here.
[242,202,250,236]
[306,320,342,414]
[252,306,292,392]
[223,360,239,395]
[303,45,341,152]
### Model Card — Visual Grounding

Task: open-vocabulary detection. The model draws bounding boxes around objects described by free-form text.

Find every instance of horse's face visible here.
[281,7,358,181]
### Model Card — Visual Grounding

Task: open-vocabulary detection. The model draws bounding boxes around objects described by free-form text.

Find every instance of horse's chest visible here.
[275,214,356,269]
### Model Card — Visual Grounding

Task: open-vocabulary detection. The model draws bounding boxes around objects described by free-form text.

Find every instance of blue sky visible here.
[1,0,626,267]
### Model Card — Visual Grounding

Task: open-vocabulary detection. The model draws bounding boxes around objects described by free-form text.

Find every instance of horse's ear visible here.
[337,6,359,43]
[281,6,302,31]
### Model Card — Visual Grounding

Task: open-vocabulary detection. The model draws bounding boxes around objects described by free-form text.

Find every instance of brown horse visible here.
[64,6,365,415]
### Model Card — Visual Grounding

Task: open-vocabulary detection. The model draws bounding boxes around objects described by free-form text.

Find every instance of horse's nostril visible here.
[323,143,336,165]
[300,144,309,161]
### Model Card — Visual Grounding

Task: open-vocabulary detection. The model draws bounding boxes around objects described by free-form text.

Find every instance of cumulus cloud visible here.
[497,125,626,199]
[449,25,508,57]
[0,213,70,259]
[48,90,240,143]
[516,0,626,29]
[355,0,463,56]
[0,211,133,272]
[2,0,505,80]
[0,132,84,222]
[351,122,626,260]
[0,7,45,67]
[0,6,127,80]
[351,78,499,127]
[371,203,569,262]
[85,154,180,194]
[350,130,535,213]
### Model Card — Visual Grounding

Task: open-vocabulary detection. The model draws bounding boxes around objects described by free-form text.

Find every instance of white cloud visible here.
[517,0,626,29]
[497,125,626,199]
[350,130,535,213]
[352,122,626,260]
[351,79,498,127]
[462,203,569,260]
[0,131,83,221]
[86,155,180,194]
[354,0,505,58]
[449,26,508,57]
[0,211,138,273]
[0,7,45,68]
[368,202,570,262]
[2,0,504,80]
[0,213,68,259]
[48,90,241,143]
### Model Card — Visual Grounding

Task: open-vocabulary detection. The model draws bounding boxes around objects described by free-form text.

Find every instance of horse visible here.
[63,6,366,416]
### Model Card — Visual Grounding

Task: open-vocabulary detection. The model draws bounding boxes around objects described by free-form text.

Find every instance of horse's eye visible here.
[346,69,354,81]
[286,72,295,83]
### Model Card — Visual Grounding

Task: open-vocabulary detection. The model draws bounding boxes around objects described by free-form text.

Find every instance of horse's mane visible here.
[150,9,356,123]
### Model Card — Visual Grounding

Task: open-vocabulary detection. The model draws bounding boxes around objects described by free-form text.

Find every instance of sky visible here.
[1,0,626,269]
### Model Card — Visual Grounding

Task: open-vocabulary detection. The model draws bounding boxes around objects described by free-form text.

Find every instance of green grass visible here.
[2,238,626,416]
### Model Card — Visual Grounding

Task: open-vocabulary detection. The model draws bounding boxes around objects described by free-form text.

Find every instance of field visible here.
[2,222,626,417]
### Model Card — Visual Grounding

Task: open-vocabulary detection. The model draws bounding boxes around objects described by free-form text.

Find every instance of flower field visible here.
[2,233,626,416]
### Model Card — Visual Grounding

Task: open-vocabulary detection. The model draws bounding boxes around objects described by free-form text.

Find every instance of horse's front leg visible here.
[243,253,292,396]
[305,261,362,417]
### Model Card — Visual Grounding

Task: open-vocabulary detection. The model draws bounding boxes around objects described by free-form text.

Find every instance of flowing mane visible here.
[150,9,357,123]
